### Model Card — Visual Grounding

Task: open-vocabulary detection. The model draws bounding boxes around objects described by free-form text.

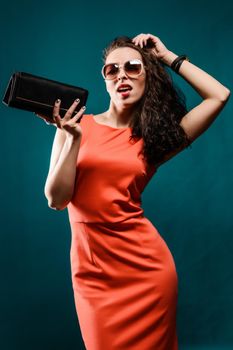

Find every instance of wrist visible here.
[161,51,179,67]
[66,133,82,145]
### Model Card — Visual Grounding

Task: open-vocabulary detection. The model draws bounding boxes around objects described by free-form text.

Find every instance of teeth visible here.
[118,87,131,92]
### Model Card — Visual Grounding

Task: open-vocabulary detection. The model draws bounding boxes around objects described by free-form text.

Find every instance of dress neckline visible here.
[90,114,132,130]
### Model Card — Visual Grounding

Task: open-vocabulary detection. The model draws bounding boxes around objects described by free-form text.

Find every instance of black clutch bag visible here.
[2,72,89,119]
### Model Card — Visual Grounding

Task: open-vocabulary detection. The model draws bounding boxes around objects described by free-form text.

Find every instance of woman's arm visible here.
[47,128,67,175]
[161,51,231,142]
[163,51,230,100]
[132,33,231,168]
[44,135,82,210]
[44,99,85,210]
[155,53,230,167]
[133,34,230,143]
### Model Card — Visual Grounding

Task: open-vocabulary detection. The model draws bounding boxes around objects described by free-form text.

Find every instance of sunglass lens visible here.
[104,64,118,79]
[125,60,142,76]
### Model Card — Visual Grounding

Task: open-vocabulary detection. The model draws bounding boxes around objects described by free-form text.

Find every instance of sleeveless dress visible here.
[67,114,178,350]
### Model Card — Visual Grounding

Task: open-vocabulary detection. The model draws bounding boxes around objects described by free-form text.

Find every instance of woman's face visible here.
[103,47,146,108]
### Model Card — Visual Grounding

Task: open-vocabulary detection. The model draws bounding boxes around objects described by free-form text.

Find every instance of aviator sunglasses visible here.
[101,59,146,80]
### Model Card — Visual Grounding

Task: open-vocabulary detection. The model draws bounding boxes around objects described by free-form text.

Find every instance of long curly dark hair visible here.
[102,36,192,168]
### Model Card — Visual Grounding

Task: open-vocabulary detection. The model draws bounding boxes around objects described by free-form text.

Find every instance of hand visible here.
[36,98,85,139]
[132,33,170,61]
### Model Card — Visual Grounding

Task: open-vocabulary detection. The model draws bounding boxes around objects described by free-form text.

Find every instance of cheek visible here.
[138,79,146,95]
[106,83,114,95]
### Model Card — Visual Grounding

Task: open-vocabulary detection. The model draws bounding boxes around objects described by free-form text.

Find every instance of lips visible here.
[117,84,133,92]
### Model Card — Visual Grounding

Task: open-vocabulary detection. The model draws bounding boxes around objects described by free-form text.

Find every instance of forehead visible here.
[105,47,142,64]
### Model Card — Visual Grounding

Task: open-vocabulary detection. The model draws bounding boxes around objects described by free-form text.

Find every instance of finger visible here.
[139,39,144,48]
[72,106,86,123]
[53,98,61,118]
[149,35,159,43]
[135,35,144,48]
[68,106,85,125]
[63,98,80,120]
[132,34,140,40]
[132,36,140,43]
[53,115,62,128]
[132,34,142,45]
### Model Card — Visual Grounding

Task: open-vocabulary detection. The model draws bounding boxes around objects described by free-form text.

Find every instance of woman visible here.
[40,33,230,349]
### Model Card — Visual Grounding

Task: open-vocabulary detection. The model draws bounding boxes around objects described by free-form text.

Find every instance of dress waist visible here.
[68,212,145,225]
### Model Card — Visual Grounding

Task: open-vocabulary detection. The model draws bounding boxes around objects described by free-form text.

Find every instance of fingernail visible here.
[82,106,86,110]
[56,99,61,103]
[76,98,80,103]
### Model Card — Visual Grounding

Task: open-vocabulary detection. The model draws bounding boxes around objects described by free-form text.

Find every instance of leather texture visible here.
[2,72,88,119]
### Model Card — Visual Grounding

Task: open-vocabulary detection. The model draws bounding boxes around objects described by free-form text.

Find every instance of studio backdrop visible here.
[0,0,232,349]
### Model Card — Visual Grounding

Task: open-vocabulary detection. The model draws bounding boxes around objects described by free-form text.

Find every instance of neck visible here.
[105,102,137,128]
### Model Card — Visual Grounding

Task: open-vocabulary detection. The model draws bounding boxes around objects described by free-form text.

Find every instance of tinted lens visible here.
[125,60,142,77]
[103,64,119,79]
[102,59,143,79]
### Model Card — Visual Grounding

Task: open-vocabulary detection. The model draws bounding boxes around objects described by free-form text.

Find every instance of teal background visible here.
[0,0,232,349]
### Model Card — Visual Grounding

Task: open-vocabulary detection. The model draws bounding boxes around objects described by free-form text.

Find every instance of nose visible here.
[117,66,127,80]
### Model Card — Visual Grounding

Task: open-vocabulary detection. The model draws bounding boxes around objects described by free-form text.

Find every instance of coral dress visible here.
[67,114,178,350]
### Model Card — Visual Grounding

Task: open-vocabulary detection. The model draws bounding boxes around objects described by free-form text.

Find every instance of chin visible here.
[117,100,138,108]
[116,94,143,107]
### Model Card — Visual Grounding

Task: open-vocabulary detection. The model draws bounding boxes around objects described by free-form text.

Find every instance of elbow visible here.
[219,88,231,102]
[48,203,64,211]
[47,198,70,211]
[44,189,70,211]
[211,88,231,103]
[47,197,61,210]
[48,202,61,210]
